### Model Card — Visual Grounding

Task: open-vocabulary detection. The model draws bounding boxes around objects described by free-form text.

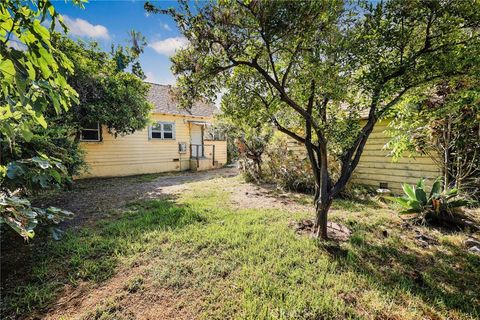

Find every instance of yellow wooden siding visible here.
[79,114,225,178]
[352,119,441,193]
[205,140,228,165]
[283,119,441,194]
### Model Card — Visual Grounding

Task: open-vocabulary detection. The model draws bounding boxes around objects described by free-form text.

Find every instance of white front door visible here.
[191,124,203,157]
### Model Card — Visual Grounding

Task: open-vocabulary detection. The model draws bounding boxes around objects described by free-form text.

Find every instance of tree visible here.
[387,77,480,200]
[1,0,85,239]
[146,0,479,239]
[1,1,151,240]
[54,36,152,138]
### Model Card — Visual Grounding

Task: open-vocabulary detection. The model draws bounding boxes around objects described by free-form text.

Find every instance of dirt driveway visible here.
[35,167,240,227]
[34,167,312,228]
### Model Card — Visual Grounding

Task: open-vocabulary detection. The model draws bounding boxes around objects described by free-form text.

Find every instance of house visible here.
[78,83,227,178]
[351,119,441,194]
[286,118,441,194]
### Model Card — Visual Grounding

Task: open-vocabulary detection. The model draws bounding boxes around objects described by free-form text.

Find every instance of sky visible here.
[53,0,186,85]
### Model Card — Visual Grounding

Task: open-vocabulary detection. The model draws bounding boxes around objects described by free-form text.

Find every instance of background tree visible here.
[146,0,480,239]
[387,77,480,200]
[54,35,152,139]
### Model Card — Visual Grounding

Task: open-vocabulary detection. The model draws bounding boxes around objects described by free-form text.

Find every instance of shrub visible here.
[391,177,478,230]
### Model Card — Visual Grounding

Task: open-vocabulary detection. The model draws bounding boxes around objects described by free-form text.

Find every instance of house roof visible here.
[146,82,217,118]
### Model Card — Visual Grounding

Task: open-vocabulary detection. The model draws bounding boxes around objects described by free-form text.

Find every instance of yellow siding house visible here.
[287,118,441,194]
[79,83,227,178]
[351,119,441,194]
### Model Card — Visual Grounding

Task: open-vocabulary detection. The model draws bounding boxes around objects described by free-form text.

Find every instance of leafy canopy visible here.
[1,0,86,239]
[146,0,480,238]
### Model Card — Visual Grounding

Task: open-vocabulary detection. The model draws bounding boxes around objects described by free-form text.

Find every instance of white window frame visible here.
[80,122,101,142]
[149,121,176,140]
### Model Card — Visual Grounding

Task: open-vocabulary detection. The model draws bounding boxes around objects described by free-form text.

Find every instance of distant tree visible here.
[54,36,152,138]
[146,0,480,239]
[111,30,147,79]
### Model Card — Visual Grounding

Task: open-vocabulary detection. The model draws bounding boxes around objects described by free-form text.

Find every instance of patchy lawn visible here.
[1,169,479,319]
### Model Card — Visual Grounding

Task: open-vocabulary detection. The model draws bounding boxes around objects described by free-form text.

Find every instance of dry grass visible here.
[1,173,479,319]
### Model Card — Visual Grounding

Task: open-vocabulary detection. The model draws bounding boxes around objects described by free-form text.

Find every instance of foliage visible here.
[391,177,477,230]
[0,0,80,143]
[0,196,73,240]
[235,125,273,182]
[146,0,480,238]
[393,178,467,214]
[387,78,480,200]
[262,133,315,193]
[54,36,153,137]
[2,155,69,192]
[0,0,85,239]
[2,176,479,319]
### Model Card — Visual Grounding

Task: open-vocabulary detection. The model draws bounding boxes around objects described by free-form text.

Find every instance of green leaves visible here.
[402,183,416,200]
[391,177,471,217]
[1,0,79,141]
[429,177,442,199]
[0,0,82,240]
[0,196,73,241]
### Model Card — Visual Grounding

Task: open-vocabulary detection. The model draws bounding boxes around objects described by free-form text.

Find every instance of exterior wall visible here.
[352,119,441,194]
[284,119,441,194]
[204,140,228,166]
[79,113,223,178]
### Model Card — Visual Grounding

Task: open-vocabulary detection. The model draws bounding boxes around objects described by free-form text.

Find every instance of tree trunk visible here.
[313,146,331,240]
[315,192,332,239]
[255,158,262,179]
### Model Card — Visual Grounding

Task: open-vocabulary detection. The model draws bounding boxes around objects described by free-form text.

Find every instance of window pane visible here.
[152,123,162,131]
[163,132,173,139]
[151,132,162,139]
[81,130,99,141]
[163,123,173,131]
[83,122,99,130]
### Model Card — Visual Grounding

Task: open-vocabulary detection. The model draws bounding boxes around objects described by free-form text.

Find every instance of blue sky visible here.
[53,0,185,85]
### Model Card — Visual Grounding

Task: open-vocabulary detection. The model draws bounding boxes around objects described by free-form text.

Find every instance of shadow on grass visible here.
[0,197,206,319]
[322,234,480,318]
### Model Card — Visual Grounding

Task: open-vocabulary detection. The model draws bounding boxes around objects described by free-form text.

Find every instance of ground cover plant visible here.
[1,172,478,319]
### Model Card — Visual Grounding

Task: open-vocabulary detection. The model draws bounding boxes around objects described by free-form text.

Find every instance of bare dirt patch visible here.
[45,264,198,320]
[33,167,239,228]
[227,181,313,213]
[292,219,352,242]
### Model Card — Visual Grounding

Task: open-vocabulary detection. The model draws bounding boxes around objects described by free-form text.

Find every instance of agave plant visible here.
[393,177,467,214]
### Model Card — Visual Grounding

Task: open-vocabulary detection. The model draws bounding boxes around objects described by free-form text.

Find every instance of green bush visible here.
[389,177,478,230]
[262,134,315,194]
[392,177,469,215]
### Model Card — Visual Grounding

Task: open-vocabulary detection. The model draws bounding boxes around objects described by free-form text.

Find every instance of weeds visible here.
[1,177,479,319]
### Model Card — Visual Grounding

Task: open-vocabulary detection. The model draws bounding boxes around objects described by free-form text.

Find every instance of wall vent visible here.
[379,182,389,189]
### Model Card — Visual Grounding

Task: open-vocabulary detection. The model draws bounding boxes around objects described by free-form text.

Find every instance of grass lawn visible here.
[1,174,479,319]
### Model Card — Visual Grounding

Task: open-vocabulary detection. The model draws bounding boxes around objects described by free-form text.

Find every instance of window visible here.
[80,122,101,142]
[150,122,175,140]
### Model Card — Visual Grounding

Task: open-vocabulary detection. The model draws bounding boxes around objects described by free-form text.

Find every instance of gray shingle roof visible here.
[146,82,217,117]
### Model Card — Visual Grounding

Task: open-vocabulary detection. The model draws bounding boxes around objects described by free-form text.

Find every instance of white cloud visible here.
[145,72,157,83]
[63,15,110,40]
[161,23,172,31]
[144,72,176,85]
[149,37,188,56]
